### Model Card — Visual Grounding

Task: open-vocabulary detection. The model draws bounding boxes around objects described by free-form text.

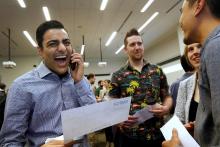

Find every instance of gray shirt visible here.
[195,25,220,146]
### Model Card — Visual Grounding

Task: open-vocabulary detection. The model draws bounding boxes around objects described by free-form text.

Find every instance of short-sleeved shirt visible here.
[109,60,170,141]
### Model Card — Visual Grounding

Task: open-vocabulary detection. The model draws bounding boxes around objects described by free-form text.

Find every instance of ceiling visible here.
[0,0,183,62]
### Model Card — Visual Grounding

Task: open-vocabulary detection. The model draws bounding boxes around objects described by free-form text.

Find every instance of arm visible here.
[174,82,187,123]
[150,68,172,117]
[0,82,31,146]
[74,77,96,106]
[205,42,220,144]
[70,52,96,105]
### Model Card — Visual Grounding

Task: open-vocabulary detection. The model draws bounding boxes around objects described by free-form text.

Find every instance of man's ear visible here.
[194,0,206,16]
[37,47,43,58]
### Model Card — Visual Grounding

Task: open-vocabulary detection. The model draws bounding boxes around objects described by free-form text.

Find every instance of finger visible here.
[172,128,178,138]
[47,140,64,145]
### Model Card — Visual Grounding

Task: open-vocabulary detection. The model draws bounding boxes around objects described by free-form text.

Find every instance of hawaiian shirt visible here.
[109,60,170,141]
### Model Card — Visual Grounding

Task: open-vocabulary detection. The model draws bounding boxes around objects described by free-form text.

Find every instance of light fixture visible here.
[100,0,109,11]
[138,12,159,32]
[98,38,107,67]
[17,0,26,8]
[23,31,37,47]
[42,6,51,21]
[105,31,117,46]
[140,0,154,12]
[80,35,89,67]
[115,45,125,55]
[162,63,182,74]
[2,29,16,69]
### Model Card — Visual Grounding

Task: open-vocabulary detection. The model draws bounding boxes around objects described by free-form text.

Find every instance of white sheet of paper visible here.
[133,105,155,125]
[61,97,131,143]
[160,115,200,147]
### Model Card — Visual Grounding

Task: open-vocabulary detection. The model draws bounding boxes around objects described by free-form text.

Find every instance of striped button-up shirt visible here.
[0,62,96,147]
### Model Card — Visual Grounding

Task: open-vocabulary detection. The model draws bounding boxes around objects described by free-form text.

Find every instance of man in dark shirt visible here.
[109,28,172,147]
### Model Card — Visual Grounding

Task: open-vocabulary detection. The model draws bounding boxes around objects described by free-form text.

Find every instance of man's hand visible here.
[70,52,84,83]
[120,115,138,129]
[162,129,181,147]
[41,140,75,147]
[149,103,170,118]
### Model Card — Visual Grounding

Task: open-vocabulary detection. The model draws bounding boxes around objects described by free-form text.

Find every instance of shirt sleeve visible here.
[174,81,187,123]
[159,67,170,101]
[74,77,96,106]
[205,41,220,144]
[0,82,32,146]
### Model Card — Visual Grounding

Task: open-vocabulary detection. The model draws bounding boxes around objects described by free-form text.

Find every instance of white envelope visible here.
[61,97,131,143]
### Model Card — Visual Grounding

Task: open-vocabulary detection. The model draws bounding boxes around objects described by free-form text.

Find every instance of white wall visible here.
[0,56,41,88]
[144,30,184,85]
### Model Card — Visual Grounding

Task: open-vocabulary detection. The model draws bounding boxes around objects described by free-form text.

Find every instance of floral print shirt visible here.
[109,60,170,141]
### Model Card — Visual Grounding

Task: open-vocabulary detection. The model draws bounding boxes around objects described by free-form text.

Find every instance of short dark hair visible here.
[0,82,6,90]
[124,28,141,47]
[180,55,194,72]
[87,73,95,80]
[187,0,220,18]
[36,20,65,48]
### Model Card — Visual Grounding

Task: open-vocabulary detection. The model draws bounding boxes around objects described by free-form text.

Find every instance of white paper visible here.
[45,135,83,144]
[61,97,131,143]
[133,105,154,125]
[160,115,200,147]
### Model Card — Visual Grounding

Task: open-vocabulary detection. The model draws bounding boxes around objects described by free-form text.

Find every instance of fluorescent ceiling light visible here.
[17,0,26,8]
[98,61,107,67]
[138,12,159,32]
[100,0,108,11]
[162,63,183,74]
[23,31,37,47]
[115,45,125,55]
[80,45,85,55]
[105,31,117,46]
[140,0,154,12]
[42,6,51,21]
[84,62,89,67]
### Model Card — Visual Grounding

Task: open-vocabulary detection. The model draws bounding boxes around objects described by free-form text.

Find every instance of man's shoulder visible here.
[112,65,128,76]
[13,69,38,85]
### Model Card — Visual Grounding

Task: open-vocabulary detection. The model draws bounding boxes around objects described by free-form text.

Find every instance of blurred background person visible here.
[169,50,194,114]
[87,73,96,93]
[0,82,7,129]
[175,43,201,135]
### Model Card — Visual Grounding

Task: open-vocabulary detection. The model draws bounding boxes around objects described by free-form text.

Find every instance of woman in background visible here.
[174,43,201,134]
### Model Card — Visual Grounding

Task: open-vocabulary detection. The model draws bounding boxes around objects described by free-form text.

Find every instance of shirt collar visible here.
[36,62,53,78]
[202,25,220,54]
[124,59,149,70]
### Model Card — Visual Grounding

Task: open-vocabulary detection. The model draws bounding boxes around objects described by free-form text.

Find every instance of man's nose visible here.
[57,43,67,51]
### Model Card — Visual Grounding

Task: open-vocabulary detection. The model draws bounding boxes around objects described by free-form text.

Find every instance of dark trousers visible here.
[114,130,164,147]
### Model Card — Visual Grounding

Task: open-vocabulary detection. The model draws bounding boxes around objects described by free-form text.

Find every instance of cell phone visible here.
[70,62,77,70]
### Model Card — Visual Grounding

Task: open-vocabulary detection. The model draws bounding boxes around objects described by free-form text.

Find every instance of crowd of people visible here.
[0,0,220,146]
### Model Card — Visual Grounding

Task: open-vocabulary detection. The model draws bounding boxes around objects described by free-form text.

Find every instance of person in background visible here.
[0,20,96,147]
[169,51,194,114]
[175,43,201,135]
[95,80,104,102]
[0,82,7,129]
[87,73,96,93]
[163,0,220,146]
[109,28,172,147]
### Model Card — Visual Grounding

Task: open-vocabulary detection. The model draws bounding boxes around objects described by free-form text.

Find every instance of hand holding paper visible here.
[160,115,200,147]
